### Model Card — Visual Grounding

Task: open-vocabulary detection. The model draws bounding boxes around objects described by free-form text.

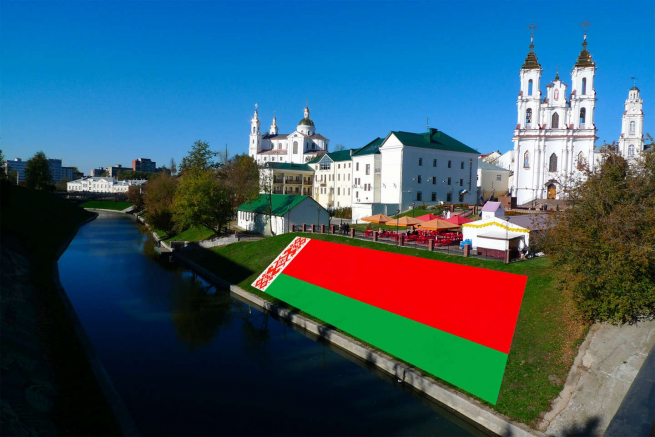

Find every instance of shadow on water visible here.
[181,247,255,286]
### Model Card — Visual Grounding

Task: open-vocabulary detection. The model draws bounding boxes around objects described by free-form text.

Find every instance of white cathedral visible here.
[248,104,330,165]
[510,33,646,205]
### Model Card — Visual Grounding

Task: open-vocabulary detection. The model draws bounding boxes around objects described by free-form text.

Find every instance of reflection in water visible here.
[59,213,481,437]
[171,282,235,350]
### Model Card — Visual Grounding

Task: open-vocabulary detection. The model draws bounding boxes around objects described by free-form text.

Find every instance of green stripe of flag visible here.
[269,274,508,404]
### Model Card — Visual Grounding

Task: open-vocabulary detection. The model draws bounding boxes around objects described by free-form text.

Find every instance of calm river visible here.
[59,212,486,436]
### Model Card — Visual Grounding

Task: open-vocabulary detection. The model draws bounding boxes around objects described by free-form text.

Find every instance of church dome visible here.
[298,117,315,127]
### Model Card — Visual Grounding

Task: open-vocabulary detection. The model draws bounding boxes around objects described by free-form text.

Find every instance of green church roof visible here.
[262,162,312,172]
[238,194,311,216]
[387,128,480,154]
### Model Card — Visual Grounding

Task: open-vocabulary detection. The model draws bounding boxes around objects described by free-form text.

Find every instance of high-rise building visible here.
[132,158,157,172]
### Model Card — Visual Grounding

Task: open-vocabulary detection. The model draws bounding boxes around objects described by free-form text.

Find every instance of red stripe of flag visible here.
[282,239,526,354]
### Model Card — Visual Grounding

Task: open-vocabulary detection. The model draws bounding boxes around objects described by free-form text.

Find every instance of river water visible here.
[59,212,486,436]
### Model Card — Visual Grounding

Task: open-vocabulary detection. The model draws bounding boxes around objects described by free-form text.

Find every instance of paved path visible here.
[542,319,655,436]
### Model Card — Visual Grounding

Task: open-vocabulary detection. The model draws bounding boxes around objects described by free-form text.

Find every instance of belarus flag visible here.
[253,237,527,404]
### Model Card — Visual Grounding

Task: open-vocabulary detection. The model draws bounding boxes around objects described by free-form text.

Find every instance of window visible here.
[419,158,423,166]
[630,121,636,135]
[433,159,437,167]
[337,188,340,195]
[348,188,350,195]
[459,178,463,186]
[460,161,464,169]
[417,175,422,184]
[448,160,452,168]
[496,174,502,181]
[356,191,359,198]
[338,174,340,181]
[293,141,298,154]
[356,162,359,171]
[366,164,370,175]
[432,177,436,185]
[582,77,587,95]
[549,153,558,172]
[628,144,635,156]
[459,193,464,203]
[431,192,437,201]
[446,192,452,202]
[524,151,530,168]
[528,79,533,96]
[252,127,256,133]
[526,108,533,125]
[320,161,331,171]
[579,108,586,126]
[278,143,282,149]
[552,112,559,128]
[348,174,350,181]
[447,177,451,185]
[416,191,422,201]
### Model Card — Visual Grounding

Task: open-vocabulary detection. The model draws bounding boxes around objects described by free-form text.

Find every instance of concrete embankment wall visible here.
[171,250,542,437]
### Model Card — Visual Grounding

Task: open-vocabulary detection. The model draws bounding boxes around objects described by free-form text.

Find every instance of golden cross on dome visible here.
[580,20,592,36]
[631,76,637,86]
[255,103,258,110]
[527,22,538,42]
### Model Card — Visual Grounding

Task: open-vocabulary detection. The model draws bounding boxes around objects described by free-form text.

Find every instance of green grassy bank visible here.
[0,182,123,435]
[81,200,132,210]
[184,233,588,426]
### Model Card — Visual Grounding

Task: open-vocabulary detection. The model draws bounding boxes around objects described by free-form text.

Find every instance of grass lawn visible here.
[80,200,132,210]
[185,233,588,427]
[165,225,215,243]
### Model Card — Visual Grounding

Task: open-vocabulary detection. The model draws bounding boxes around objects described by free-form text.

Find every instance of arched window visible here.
[526,108,532,126]
[582,78,587,95]
[252,127,255,133]
[630,121,636,135]
[628,145,635,156]
[523,151,530,168]
[552,112,559,128]
[293,141,298,154]
[528,79,533,96]
[549,153,558,172]
[579,108,586,126]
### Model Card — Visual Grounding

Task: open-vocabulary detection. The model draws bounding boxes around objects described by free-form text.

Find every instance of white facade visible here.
[249,105,329,165]
[512,34,597,205]
[462,217,530,250]
[617,85,645,159]
[309,151,353,209]
[477,159,510,201]
[378,130,479,212]
[67,177,147,193]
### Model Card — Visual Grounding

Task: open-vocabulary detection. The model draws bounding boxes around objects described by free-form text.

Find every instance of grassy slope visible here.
[185,233,587,426]
[165,225,215,243]
[81,200,132,210]
[0,183,122,435]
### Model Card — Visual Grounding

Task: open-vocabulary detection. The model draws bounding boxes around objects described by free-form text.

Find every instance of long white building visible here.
[67,177,146,193]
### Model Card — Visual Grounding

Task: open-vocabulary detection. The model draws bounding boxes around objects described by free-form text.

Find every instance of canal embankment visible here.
[171,248,540,437]
[0,182,130,436]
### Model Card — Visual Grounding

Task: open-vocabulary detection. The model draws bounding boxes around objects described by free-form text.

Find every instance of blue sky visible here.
[3,0,654,174]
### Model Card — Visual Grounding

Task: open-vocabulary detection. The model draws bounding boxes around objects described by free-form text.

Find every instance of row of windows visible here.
[525,108,586,126]
[412,175,464,186]
[417,158,463,169]
[522,151,591,171]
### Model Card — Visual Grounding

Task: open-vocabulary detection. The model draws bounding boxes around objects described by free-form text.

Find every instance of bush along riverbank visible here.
[182,232,589,428]
[0,182,124,436]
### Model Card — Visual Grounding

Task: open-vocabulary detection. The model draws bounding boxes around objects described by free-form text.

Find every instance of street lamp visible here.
[412,202,416,217]
[395,209,400,246]
[317,205,322,231]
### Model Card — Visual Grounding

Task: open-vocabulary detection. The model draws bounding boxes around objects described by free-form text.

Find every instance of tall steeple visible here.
[522,24,541,70]
[575,20,595,68]
[618,79,644,159]
[249,103,261,158]
[270,111,278,135]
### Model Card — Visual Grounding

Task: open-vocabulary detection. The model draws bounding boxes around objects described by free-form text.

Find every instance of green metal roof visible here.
[386,128,480,154]
[238,194,309,216]
[262,162,312,171]
[352,137,384,156]
[307,149,354,164]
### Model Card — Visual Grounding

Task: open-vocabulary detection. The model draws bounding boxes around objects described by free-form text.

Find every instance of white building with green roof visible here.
[237,194,329,236]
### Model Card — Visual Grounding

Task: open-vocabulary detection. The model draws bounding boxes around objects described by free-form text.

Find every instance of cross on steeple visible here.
[631,76,637,86]
[580,20,591,39]
[527,22,538,43]
[426,116,429,131]
[255,103,258,110]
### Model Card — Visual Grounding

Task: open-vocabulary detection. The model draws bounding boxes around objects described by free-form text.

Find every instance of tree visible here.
[0,149,6,180]
[544,146,655,323]
[334,144,346,151]
[170,158,177,176]
[126,185,145,210]
[172,170,233,233]
[25,151,53,190]
[116,170,153,180]
[221,154,260,208]
[143,172,178,236]
[178,140,219,173]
